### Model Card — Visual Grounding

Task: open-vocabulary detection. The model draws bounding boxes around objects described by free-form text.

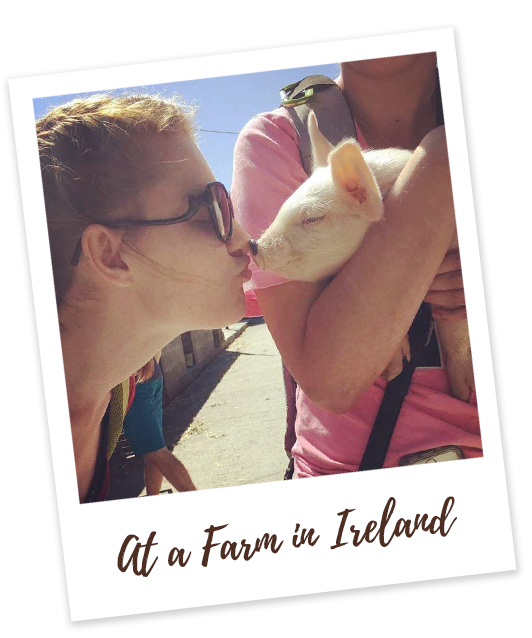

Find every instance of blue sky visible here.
[33,63,340,189]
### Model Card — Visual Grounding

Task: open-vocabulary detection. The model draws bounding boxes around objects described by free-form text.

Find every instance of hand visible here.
[424,250,467,321]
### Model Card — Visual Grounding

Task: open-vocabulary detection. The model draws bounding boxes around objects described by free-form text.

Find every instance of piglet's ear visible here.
[308,111,334,170]
[329,141,383,222]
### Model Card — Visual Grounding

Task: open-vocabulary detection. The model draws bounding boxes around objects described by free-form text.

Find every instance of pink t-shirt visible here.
[231,107,482,478]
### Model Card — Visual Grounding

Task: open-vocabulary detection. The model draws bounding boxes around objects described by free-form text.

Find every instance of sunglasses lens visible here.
[210,183,233,240]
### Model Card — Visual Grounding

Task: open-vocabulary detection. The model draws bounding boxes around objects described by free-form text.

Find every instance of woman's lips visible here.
[238,256,252,280]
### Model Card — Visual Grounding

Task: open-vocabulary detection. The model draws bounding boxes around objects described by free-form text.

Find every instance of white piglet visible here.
[251,112,474,401]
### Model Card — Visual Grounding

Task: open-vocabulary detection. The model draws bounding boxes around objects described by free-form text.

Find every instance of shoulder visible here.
[232,107,307,229]
[238,107,297,138]
[233,106,306,187]
[235,107,300,159]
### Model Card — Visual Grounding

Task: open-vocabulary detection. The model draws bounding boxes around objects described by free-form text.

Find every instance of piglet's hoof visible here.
[383,339,411,381]
[446,356,476,402]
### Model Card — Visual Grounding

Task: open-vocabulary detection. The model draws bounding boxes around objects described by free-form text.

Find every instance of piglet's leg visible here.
[383,336,411,381]
[436,318,475,402]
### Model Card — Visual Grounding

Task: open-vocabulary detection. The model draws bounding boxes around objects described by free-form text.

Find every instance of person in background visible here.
[124,352,196,494]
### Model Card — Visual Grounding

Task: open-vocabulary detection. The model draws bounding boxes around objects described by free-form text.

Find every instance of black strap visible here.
[284,457,295,480]
[358,302,434,471]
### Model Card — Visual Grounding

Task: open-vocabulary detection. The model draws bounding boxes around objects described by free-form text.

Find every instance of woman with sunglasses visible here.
[37,94,252,503]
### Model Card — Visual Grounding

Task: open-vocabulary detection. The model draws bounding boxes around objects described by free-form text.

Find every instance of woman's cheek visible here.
[213,274,247,319]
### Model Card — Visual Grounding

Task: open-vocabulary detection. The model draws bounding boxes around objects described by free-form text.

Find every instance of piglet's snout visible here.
[248,238,266,269]
[249,239,258,255]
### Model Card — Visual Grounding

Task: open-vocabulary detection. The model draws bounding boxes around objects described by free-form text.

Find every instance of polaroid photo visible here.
[9,27,515,621]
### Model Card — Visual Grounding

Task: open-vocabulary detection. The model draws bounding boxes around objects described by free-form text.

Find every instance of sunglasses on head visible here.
[71,181,234,266]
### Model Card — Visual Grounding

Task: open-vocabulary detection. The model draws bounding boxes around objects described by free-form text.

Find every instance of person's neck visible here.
[337,62,438,150]
[59,288,183,502]
[60,292,179,431]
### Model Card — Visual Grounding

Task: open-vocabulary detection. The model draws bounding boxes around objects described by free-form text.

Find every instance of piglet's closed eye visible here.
[329,141,383,222]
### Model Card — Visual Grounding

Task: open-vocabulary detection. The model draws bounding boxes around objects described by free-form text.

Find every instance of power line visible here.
[199,128,239,135]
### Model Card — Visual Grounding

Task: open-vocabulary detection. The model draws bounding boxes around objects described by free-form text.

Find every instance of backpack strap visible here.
[358,302,434,471]
[280,75,356,175]
[281,75,357,479]
[106,377,132,460]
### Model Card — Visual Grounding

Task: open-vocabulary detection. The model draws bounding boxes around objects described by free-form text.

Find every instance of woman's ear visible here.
[80,225,133,287]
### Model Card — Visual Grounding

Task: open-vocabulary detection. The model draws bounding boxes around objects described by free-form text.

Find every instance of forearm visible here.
[296,128,456,411]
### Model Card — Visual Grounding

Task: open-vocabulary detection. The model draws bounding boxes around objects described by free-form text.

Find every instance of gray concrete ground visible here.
[169,321,288,490]
[108,319,288,499]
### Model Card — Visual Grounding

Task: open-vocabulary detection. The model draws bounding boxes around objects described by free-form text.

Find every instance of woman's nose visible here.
[227,219,251,255]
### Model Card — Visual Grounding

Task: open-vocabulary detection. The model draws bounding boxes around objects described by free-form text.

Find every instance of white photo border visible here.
[9,27,515,622]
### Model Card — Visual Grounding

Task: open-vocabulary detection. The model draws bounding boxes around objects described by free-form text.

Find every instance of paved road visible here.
[164,320,288,491]
[108,320,289,499]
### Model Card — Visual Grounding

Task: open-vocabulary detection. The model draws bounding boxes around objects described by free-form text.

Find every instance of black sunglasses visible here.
[71,181,234,266]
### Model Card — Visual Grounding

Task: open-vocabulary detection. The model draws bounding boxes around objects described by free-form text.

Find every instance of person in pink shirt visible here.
[232,53,482,478]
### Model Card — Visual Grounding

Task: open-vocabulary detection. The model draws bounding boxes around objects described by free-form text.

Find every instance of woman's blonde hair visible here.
[36,93,196,307]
